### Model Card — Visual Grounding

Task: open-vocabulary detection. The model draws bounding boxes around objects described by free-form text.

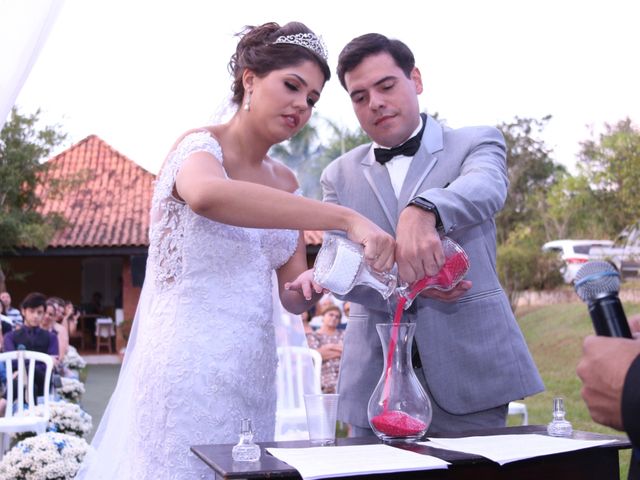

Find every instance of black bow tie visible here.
[374,114,427,165]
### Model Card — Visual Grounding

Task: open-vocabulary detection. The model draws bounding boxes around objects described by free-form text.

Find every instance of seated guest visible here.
[1,297,13,337]
[3,292,59,401]
[306,305,344,393]
[0,291,23,327]
[44,297,69,364]
[301,307,315,335]
[81,292,103,340]
[0,361,6,415]
[0,310,12,338]
[338,301,351,330]
[309,294,339,330]
[84,291,103,315]
[63,300,81,336]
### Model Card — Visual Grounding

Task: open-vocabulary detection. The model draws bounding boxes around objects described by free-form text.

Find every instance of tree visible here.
[304,119,370,198]
[495,116,566,244]
[492,116,571,305]
[270,119,325,199]
[270,122,320,172]
[0,107,67,286]
[271,116,369,200]
[577,117,640,236]
[496,224,563,311]
[532,172,611,240]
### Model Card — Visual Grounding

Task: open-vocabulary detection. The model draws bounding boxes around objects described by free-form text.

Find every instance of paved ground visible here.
[81,360,121,441]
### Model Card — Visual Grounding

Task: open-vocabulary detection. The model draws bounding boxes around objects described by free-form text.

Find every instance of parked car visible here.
[589,221,640,279]
[542,239,614,283]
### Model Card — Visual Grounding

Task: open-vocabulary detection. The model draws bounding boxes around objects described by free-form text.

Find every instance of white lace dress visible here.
[77,132,299,479]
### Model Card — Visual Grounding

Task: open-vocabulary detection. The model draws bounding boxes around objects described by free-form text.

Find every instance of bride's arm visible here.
[175,151,395,272]
[276,236,325,314]
[177,151,352,230]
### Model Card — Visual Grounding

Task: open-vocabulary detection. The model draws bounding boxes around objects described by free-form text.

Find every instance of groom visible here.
[322,33,544,435]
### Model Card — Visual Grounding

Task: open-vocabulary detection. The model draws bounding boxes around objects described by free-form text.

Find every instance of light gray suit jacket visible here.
[321,115,544,428]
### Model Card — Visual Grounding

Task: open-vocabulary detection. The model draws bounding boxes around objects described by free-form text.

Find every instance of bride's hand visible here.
[346,216,395,273]
[285,269,326,300]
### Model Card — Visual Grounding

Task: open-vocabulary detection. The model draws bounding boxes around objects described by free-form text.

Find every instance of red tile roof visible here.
[36,134,323,249]
[36,135,155,248]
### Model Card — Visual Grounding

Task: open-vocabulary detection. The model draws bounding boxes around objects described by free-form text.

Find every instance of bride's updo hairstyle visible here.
[228,21,331,107]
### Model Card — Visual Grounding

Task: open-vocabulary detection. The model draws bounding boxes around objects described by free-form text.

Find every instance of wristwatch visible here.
[408,197,443,230]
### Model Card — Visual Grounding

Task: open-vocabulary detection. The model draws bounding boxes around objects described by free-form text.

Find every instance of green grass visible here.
[81,364,121,441]
[513,301,640,479]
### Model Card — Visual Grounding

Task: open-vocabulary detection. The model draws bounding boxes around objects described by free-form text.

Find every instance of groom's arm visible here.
[395,126,507,284]
[412,126,508,234]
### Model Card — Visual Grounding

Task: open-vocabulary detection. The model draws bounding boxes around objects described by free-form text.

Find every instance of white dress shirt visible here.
[373,116,424,198]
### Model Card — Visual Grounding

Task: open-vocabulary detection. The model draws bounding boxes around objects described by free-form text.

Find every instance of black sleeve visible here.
[622,354,640,448]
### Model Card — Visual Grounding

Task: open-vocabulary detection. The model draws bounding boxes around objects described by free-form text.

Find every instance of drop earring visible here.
[243,91,252,112]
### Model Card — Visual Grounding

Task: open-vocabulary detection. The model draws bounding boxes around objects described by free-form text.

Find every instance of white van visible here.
[589,222,640,279]
[542,239,614,283]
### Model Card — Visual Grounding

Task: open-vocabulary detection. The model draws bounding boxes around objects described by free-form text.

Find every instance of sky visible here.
[11,0,640,174]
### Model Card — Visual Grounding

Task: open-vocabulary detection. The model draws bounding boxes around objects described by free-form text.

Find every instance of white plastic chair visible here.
[95,317,116,353]
[508,401,529,425]
[0,350,54,457]
[275,346,322,440]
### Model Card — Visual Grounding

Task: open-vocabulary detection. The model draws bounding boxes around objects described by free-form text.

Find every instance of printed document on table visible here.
[423,434,616,465]
[267,444,449,480]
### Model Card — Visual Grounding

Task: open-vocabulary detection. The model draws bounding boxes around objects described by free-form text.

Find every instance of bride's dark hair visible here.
[228,21,331,107]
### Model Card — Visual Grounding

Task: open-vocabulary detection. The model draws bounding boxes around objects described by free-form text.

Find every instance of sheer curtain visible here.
[0,0,64,129]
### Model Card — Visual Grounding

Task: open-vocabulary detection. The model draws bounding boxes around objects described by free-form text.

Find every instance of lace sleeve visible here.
[149,131,224,291]
[152,131,224,206]
[174,131,223,164]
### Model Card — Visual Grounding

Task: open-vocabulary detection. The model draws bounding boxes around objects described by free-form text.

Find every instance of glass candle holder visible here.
[547,397,573,437]
[231,418,261,462]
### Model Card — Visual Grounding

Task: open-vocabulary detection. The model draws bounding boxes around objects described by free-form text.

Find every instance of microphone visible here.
[574,261,632,338]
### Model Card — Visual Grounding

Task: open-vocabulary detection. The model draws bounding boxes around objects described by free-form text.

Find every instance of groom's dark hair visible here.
[337,33,415,89]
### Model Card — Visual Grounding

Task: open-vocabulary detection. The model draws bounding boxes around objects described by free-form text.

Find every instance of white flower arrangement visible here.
[0,432,89,480]
[57,377,85,404]
[62,346,87,371]
[26,401,92,439]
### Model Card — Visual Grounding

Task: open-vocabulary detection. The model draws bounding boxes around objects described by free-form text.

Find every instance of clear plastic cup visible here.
[303,393,340,446]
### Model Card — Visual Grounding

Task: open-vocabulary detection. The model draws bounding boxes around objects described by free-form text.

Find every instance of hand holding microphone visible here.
[574,261,632,338]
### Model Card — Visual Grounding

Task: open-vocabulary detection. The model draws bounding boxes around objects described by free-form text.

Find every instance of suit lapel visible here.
[398,116,445,207]
[360,115,445,232]
[361,150,398,234]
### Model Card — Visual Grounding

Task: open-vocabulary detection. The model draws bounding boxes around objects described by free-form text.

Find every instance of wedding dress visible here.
[77,131,300,479]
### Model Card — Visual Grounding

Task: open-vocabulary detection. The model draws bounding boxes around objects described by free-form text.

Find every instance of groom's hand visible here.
[395,205,444,284]
[418,280,472,302]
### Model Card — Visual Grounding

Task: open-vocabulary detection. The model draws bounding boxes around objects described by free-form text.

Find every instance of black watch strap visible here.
[409,197,443,230]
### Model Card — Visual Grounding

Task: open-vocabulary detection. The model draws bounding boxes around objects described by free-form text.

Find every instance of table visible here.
[191,425,631,479]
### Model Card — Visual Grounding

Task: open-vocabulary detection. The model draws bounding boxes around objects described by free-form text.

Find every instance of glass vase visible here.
[367,323,432,442]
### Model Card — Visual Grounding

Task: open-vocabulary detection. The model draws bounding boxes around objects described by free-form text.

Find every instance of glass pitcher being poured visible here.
[313,233,470,310]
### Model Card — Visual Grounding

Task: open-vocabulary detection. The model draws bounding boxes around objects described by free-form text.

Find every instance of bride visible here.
[77,21,394,479]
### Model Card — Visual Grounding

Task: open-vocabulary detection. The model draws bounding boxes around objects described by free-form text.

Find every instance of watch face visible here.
[412,199,434,211]
[410,199,442,229]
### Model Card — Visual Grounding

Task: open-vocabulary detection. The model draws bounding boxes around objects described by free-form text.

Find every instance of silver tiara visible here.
[272,33,328,61]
